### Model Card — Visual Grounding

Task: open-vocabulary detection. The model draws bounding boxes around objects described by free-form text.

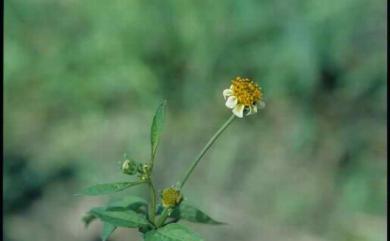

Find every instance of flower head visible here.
[161,187,183,208]
[223,76,265,118]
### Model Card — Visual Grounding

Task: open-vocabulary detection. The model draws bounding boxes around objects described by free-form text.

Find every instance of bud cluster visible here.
[121,159,152,181]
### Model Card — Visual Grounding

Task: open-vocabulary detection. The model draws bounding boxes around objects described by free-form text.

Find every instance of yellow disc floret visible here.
[231,77,262,106]
[161,187,183,208]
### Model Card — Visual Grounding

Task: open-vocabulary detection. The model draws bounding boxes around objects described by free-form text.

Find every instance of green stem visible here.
[178,114,235,189]
[155,208,170,227]
[156,114,235,227]
[148,179,157,225]
[150,152,157,171]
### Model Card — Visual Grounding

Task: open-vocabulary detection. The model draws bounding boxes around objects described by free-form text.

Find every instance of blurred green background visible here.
[4,0,387,241]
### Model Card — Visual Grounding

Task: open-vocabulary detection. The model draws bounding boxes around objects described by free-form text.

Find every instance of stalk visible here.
[148,179,157,225]
[156,114,236,227]
[178,114,235,188]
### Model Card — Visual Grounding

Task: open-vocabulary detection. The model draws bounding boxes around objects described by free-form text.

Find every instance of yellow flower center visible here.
[231,77,262,106]
[161,187,182,208]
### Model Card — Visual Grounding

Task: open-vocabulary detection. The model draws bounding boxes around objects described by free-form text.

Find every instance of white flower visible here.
[223,77,265,118]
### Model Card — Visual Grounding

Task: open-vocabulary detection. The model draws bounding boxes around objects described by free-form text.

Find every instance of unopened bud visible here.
[121,159,137,175]
[136,163,152,181]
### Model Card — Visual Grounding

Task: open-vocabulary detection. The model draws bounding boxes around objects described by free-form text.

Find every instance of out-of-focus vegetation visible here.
[4,0,386,241]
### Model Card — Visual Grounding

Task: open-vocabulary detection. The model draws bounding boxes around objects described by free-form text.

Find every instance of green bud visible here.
[137,163,151,181]
[142,163,151,173]
[121,159,137,175]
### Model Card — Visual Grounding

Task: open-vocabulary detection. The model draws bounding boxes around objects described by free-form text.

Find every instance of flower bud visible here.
[137,163,152,181]
[121,159,137,175]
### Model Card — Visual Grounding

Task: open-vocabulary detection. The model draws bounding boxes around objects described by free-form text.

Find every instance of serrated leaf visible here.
[91,207,149,228]
[171,202,225,225]
[144,223,203,241]
[102,222,116,241]
[80,181,143,196]
[106,195,148,212]
[151,100,167,159]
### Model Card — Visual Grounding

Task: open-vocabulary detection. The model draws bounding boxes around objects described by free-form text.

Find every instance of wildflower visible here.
[161,187,183,208]
[223,76,265,118]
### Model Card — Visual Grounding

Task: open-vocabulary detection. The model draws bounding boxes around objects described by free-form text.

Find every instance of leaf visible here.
[82,212,97,227]
[101,222,116,241]
[91,207,149,228]
[150,100,167,159]
[171,202,225,225]
[144,223,203,241]
[106,195,148,212]
[80,181,144,196]
[83,196,147,230]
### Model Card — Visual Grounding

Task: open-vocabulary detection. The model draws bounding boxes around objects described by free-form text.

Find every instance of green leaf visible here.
[171,202,225,225]
[82,212,97,227]
[106,195,148,212]
[102,222,116,241]
[91,207,149,228]
[151,100,167,159]
[144,223,203,241]
[80,181,144,196]
[83,196,148,230]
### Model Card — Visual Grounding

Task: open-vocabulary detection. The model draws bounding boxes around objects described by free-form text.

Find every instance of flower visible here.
[223,76,265,118]
[161,187,183,208]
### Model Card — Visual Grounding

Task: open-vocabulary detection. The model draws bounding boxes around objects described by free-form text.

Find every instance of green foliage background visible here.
[4,0,386,241]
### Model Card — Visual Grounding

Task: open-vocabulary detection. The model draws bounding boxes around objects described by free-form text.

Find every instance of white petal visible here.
[246,105,257,116]
[258,101,266,109]
[232,104,245,118]
[223,89,233,100]
[251,105,258,113]
[225,96,238,109]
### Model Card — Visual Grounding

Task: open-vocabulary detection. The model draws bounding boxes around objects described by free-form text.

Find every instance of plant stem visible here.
[155,208,170,227]
[156,114,236,227]
[150,152,157,171]
[148,179,157,225]
[178,114,235,189]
